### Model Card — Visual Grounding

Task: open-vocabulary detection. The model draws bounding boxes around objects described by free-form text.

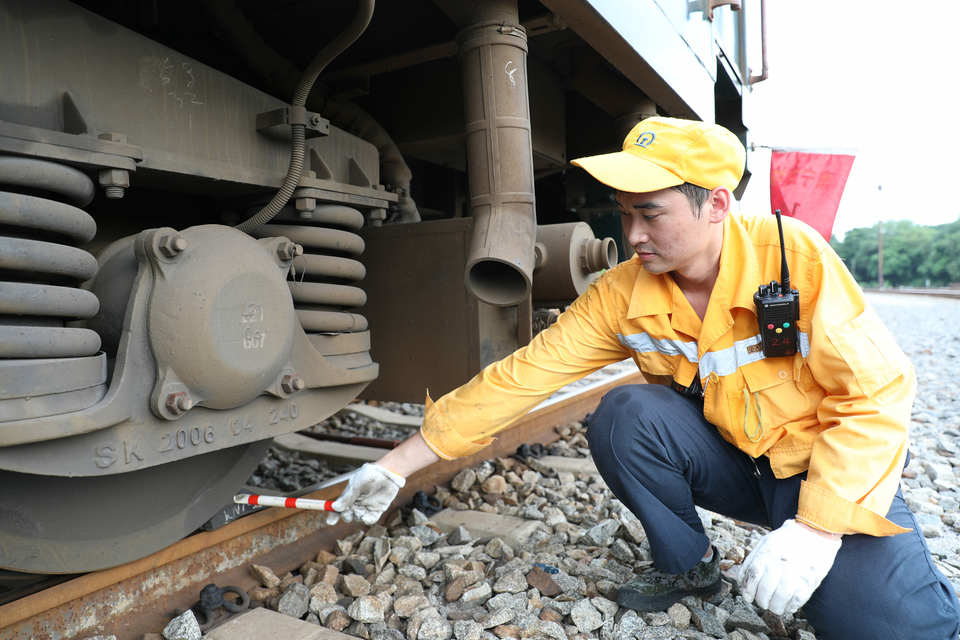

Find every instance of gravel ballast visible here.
[241,292,960,640]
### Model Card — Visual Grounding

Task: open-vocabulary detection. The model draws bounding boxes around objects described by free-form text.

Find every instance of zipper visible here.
[750,457,761,480]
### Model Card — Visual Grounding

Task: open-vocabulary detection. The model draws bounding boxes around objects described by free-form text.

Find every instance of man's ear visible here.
[706,186,732,223]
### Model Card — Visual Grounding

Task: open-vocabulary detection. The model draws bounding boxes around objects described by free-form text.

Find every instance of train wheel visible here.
[0,441,270,574]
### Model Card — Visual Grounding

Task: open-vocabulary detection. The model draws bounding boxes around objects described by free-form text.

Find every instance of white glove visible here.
[739,519,842,615]
[326,463,405,526]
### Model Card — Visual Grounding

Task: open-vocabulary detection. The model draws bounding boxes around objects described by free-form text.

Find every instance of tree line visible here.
[829,218,960,288]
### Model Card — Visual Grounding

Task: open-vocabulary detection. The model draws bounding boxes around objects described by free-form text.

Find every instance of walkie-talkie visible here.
[754,210,800,358]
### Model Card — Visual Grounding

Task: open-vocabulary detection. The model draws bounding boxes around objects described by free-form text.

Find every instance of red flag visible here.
[769,150,855,241]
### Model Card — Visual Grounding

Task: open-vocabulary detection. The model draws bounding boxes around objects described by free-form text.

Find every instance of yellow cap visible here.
[570,117,746,193]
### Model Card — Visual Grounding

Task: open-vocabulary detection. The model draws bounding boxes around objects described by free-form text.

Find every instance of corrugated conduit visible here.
[234,0,375,234]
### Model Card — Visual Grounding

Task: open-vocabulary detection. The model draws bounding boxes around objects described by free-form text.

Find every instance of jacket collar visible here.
[624,214,761,323]
[717,214,762,313]
[625,259,672,319]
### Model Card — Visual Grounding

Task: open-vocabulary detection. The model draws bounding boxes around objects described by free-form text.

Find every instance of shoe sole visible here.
[615,579,722,612]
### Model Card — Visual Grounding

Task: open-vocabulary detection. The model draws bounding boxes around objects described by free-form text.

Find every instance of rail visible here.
[0,368,644,640]
[864,288,960,300]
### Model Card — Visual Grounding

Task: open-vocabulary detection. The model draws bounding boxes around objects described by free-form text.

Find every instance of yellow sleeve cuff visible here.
[419,393,496,461]
[797,480,910,537]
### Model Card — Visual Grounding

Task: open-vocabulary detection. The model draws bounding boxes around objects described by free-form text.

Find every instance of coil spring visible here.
[249,205,367,333]
[0,156,101,358]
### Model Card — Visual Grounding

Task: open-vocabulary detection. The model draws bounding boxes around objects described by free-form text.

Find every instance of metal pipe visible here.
[315,99,421,223]
[202,0,420,224]
[613,101,658,148]
[708,0,741,20]
[749,0,769,85]
[583,236,617,274]
[235,0,375,233]
[322,13,564,84]
[532,222,617,302]
[454,1,537,307]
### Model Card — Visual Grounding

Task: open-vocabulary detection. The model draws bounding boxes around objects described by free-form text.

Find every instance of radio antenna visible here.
[775,209,790,293]
[754,210,800,358]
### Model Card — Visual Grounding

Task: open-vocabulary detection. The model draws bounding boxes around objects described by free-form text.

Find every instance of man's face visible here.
[616,188,719,277]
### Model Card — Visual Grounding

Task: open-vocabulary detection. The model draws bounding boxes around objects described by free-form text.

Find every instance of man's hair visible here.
[671,183,711,218]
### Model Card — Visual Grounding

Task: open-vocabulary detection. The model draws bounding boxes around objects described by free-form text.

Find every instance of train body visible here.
[0,0,759,574]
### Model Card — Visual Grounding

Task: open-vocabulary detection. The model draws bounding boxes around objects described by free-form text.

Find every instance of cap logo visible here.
[634,132,656,148]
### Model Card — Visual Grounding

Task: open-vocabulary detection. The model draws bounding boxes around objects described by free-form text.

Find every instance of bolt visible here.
[276,241,303,261]
[309,115,323,127]
[99,168,130,200]
[295,196,316,218]
[165,392,193,415]
[158,234,187,257]
[281,374,305,394]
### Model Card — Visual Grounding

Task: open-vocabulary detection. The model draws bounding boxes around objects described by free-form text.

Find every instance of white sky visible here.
[736,1,960,240]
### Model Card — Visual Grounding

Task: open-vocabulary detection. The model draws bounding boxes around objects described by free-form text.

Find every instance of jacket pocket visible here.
[722,358,818,453]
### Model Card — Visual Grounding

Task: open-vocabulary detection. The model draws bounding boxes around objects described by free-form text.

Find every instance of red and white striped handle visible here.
[234,494,336,511]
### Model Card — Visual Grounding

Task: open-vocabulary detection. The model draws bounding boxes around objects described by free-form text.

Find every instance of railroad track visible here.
[865,288,960,299]
[0,368,644,640]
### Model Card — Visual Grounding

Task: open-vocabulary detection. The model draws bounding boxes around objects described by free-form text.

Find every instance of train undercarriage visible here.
[0,0,756,574]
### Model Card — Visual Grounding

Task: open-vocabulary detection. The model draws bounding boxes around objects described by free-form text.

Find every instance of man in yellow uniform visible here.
[330,117,960,639]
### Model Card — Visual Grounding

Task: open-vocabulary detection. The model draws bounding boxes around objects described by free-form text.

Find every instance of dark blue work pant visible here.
[586,384,960,640]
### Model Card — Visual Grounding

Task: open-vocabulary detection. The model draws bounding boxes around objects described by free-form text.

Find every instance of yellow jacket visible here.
[421,212,915,537]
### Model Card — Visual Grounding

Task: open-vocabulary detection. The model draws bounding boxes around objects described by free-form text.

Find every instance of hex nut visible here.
[281,374,305,394]
[98,132,128,144]
[98,168,130,188]
[276,242,303,261]
[159,234,187,258]
[165,392,194,415]
[295,197,317,212]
